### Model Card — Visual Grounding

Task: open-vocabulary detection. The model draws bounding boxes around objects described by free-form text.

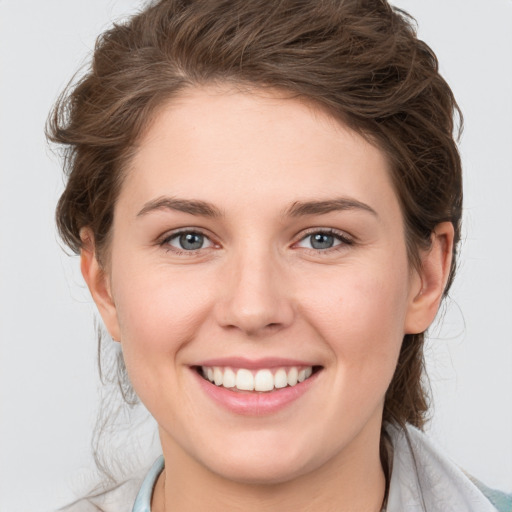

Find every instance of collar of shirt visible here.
[131,425,499,512]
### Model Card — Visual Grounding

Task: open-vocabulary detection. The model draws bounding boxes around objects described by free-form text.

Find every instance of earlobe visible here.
[80,228,121,342]
[404,222,454,334]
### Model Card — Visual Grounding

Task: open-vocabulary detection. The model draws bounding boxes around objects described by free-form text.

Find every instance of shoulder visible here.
[386,423,511,512]
[470,477,512,512]
[56,478,142,512]
[57,456,164,512]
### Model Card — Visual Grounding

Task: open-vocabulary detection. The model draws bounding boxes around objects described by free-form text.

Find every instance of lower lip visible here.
[192,369,320,416]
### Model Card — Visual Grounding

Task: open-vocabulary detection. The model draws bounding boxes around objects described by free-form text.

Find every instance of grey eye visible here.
[310,233,336,249]
[168,232,212,251]
[180,233,204,250]
[296,231,345,250]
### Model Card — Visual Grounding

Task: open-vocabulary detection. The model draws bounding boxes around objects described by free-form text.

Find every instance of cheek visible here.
[305,270,408,340]
[109,264,218,421]
[300,262,410,381]
[110,258,215,375]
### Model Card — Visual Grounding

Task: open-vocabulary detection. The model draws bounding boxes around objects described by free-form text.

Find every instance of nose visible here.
[214,246,295,337]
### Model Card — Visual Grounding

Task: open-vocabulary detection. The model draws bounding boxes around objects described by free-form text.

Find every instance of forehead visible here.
[121,85,398,218]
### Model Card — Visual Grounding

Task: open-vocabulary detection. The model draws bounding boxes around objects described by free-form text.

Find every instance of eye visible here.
[164,231,214,251]
[296,230,352,250]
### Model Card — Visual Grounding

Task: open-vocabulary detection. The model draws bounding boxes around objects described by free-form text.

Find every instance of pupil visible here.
[311,233,334,249]
[180,233,203,250]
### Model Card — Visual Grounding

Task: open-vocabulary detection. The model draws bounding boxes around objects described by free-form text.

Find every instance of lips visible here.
[192,358,322,415]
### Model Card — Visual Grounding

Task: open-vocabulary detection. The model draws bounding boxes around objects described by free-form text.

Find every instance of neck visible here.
[153,422,386,512]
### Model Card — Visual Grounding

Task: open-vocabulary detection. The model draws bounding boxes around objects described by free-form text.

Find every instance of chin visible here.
[198,434,323,485]
[212,458,312,486]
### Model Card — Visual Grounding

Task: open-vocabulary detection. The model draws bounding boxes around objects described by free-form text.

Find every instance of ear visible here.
[80,228,121,342]
[404,222,455,334]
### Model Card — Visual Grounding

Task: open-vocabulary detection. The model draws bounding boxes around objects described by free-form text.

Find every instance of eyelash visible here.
[159,229,215,255]
[158,228,354,255]
[294,228,354,253]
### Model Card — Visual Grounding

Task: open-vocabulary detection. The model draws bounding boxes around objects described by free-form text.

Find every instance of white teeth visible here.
[213,367,223,386]
[254,369,274,392]
[236,369,254,391]
[200,365,315,392]
[222,368,236,388]
[287,367,298,386]
[274,368,288,389]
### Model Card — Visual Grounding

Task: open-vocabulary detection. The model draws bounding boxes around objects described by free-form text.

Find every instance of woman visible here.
[47,0,510,510]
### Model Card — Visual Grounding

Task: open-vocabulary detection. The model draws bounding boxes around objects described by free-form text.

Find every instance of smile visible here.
[200,366,315,392]
[193,361,323,415]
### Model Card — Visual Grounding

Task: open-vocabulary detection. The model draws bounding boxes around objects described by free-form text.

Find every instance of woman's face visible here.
[89,86,435,484]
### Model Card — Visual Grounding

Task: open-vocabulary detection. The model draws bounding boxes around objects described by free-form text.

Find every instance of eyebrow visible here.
[137,197,223,218]
[136,196,377,219]
[284,198,378,217]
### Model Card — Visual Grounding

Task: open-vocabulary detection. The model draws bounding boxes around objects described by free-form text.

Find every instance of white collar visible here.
[386,423,497,512]
[132,425,496,512]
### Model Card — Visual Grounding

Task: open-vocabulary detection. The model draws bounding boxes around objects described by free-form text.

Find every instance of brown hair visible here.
[48,0,462,431]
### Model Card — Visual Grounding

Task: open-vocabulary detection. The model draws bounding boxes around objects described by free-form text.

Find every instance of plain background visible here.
[1,1,511,510]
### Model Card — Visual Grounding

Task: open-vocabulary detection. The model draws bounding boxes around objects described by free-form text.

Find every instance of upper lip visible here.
[194,357,320,369]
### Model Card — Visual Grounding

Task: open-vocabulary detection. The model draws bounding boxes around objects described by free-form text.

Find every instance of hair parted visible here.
[48,0,462,432]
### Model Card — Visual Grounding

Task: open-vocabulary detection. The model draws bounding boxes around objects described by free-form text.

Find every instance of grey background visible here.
[0,1,511,510]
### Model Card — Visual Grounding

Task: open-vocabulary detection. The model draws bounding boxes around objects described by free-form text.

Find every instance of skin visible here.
[81,85,453,512]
